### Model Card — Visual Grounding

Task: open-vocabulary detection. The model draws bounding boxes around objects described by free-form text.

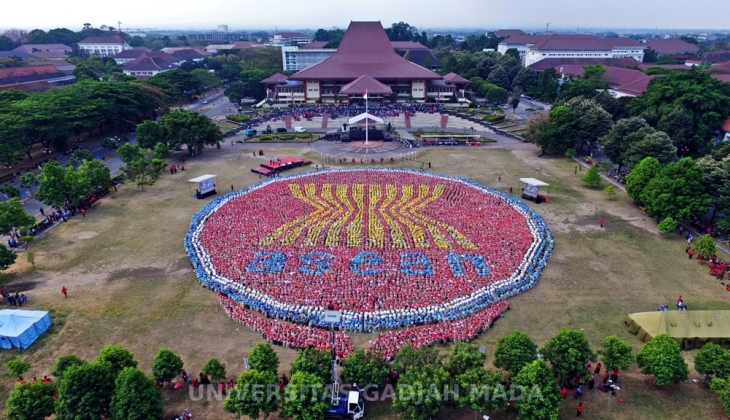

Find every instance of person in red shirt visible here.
[61,286,68,298]
[600,218,604,228]
[561,387,568,399]
[577,403,583,417]
[42,375,51,384]
[594,363,601,375]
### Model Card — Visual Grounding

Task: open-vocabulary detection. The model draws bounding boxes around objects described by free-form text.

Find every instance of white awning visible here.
[520,178,549,187]
[188,174,218,183]
[348,113,384,125]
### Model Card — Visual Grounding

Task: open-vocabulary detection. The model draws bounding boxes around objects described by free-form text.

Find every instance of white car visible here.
[294,127,307,133]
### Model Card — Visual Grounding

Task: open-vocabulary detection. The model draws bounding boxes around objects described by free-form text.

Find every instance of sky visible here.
[2,0,728,32]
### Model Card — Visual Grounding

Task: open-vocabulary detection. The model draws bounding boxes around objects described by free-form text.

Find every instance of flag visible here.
[363,90,368,99]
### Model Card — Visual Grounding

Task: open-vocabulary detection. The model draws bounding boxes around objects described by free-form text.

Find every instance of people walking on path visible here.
[61,286,68,298]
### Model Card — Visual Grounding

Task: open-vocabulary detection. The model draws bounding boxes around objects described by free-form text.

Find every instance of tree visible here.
[18,173,35,196]
[0,244,18,270]
[641,157,711,221]
[628,68,730,149]
[151,348,183,384]
[109,367,163,420]
[51,354,86,380]
[135,120,165,149]
[494,331,539,377]
[202,357,226,383]
[512,67,538,92]
[55,361,115,420]
[35,161,92,209]
[511,359,562,420]
[598,335,634,372]
[117,143,144,164]
[696,155,730,224]
[385,22,419,41]
[97,344,137,377]
[5,381,56,420]
[525,107,576,155]
[281,371,329,420]
[393,344,443,374]
[658,217,678,233]
[605,185,617,199]
[129,35,144,47]
[0,198,35,238]
[224,369,279,419]
[290,348,330,384]
[161,109,222,155]
[594,90,625,120]
[5,359,30,378]
[581,165,602,188]
[484,85,509,105]
[710,378,730,417]
[600,117,655,173]
[565,149,576,160]
[694,234,717,256]
[657,108,694,150]
[78,159,111,192]
[72,63,97,82]
[341,349,389,388]
[636,334,689,385]
[153,142,171,159]
[560,65,610,101]
[248,342,280,374]
[487,65,510,90]
[509,97,520,113]
[695,343,730,383]
[392,365,451,420]
[0,183,20,199]
[25,249,34,268]
[2,28,29,45]
[454,367,504,416]
[564,97,613,152]
[447,342,487,377]
[531,68,559,102]
[541,328,595,382]
[626,157,662,202]
[622,131,677,168]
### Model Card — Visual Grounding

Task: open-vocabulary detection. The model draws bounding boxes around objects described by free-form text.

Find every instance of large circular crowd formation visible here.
[185,168,553,349]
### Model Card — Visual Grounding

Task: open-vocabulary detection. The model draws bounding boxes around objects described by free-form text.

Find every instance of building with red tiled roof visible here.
[644,39,699,55]
[528,57,641,72]
[555,65,655,98]
[0,64,75,92]
[112,49,150,64]
[299,41,329,50]
[266,21,467,104]
[494,29,526,38]
[12,44,70,59]
[122,52,178,77]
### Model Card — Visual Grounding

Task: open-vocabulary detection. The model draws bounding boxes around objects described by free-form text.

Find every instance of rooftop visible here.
[391,41,429,50]
[78,36,125,45]
[300,41,329,49]
[340,74,392,95]
[273,32,309,38]
[499,34,550,45]
[494,29,526,38]
[0,64,67,86]
[528,57,642,71]
[123,52,177,72]
[645,39,699,55]
[290,21,441,81]
[443,72,470,84]
[260,73,290,84]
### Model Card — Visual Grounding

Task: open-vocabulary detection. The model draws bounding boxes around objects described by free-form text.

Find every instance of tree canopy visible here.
[641,157,711,221]
[636,334,689,385]
[541,328,595,381]
[109,367,163,420]
[494,330,538,377]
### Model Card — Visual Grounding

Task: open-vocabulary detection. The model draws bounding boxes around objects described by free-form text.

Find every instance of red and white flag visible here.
[363,90,368,99]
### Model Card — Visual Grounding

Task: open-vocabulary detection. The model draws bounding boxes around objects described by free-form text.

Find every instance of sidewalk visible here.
[573,156,730,256]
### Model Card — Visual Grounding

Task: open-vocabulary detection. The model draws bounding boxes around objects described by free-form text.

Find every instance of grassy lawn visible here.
[0,144,727,419]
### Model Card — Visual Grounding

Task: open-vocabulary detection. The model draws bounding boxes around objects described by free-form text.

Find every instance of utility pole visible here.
[118,21,124,50]
[546,22,551,35]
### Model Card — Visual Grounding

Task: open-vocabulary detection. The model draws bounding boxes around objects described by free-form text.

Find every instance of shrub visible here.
[483,114,505,123]
[657,217,677,234]
[604,185,617,199]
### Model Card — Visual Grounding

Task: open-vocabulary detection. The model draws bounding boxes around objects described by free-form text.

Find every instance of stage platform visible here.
[251,156,312,176]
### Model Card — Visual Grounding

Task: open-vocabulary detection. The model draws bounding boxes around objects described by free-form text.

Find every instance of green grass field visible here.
[1,143,728,419]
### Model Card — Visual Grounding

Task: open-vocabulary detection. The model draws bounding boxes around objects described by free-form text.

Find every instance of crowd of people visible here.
[368,300,509,359]
[219,293,354,360]
[236,103,445,131]
[185,168,553,333]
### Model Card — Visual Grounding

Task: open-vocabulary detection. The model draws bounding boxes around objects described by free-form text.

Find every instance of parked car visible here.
[276,128,288,133]
[245,129,257,137]
[294,127,307,133]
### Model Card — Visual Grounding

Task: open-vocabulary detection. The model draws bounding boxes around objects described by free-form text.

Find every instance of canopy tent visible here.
[0,310,51,349]
[188,174,219,199]
[519,178,550,202]
[626,311,730,350]
[348,113,385,125]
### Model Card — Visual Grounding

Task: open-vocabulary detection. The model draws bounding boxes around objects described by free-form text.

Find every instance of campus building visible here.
[498,34,644,66]
[269,32,311,47]
[77,37,130,57]
[265,21,467,104]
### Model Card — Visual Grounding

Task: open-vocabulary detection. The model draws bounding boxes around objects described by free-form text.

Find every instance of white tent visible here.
[519,178,550,201]
[348,113,384,125]
[0,310,51,349]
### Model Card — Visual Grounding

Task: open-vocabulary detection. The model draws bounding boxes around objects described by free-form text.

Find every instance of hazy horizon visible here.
[2,0,729,33]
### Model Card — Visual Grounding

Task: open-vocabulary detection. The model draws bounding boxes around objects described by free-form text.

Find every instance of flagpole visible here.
[365,91,369,145]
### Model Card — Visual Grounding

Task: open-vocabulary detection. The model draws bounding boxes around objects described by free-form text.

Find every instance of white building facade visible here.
[78,37,130,57]
[282,47,336,71]
[500,35,645,66]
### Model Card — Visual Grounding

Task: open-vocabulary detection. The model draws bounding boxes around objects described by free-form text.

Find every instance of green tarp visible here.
[626,311,730,350]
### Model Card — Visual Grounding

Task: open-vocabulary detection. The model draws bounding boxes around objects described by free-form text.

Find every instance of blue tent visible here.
[0,310,51,349]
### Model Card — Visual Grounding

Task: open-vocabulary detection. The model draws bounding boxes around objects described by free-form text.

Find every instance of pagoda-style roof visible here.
[290,22,442,82]
[260,73,289,84]
[443,72,470,84]
[340,75,392,95]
